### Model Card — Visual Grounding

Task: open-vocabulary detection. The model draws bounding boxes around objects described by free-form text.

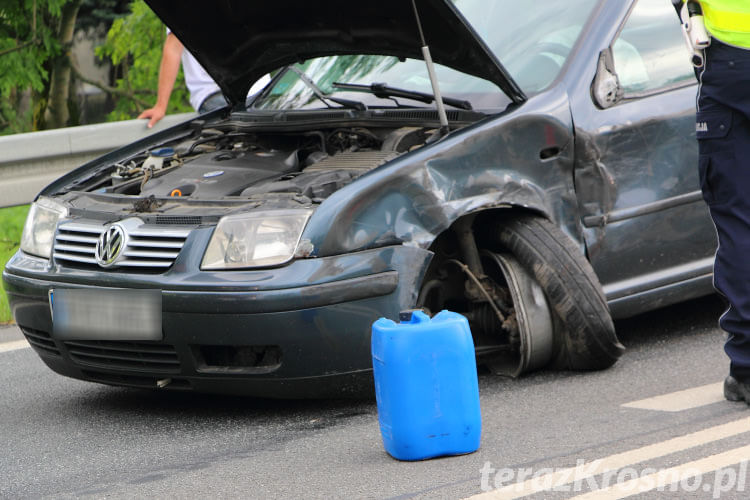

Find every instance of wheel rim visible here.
[480,251,554,377]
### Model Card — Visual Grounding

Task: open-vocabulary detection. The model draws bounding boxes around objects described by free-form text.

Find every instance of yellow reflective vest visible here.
[691,0,750,48]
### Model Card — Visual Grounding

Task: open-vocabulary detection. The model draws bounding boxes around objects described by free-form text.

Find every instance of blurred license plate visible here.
[51,288,162,341]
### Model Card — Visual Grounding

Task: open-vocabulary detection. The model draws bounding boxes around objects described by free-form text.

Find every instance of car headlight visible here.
[20,197,68,259]
[201,209,313,270]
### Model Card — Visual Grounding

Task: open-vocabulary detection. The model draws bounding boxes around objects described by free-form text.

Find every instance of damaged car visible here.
[2,0,711,397]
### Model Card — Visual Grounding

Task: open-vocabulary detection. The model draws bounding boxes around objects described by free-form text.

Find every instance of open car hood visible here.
[145,0,526,106]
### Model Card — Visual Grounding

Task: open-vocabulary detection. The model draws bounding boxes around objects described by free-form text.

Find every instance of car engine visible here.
[98,125,431,204]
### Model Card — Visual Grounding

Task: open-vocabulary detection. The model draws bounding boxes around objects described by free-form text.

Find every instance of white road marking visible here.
[567,445,750,500]
[621,382,725,412]
[0,340,30,353]
[468,417,750,500]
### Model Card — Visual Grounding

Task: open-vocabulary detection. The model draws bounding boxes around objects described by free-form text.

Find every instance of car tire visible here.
[486,215,625,370]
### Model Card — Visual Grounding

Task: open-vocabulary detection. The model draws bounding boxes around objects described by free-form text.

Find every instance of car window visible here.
[468,0,599,93]
[254,55,510,111]
[252,0,601,111]
[612,0,694,96]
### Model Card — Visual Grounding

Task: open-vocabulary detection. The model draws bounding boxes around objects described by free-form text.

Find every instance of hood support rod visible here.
[412,0,449,135]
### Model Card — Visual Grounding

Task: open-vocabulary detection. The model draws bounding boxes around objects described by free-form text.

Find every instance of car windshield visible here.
[252,0,599,111]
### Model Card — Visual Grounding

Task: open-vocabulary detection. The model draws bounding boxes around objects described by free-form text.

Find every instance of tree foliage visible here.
[0,0,190,135]
[0,0,67,133]
[96,0,191,122]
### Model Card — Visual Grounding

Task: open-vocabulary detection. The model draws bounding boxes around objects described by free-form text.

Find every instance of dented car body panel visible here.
[2,0,717,396]
[304,90,579,257]
[563,1,716,316]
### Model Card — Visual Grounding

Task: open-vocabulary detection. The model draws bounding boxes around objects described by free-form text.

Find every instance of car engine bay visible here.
[84,124,434,206]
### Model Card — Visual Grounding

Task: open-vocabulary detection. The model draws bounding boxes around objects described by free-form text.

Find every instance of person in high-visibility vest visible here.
[691,0,750,48]
[677,0,750,404]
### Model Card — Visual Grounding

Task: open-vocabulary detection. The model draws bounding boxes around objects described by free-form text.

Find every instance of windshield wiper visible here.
[287,67,367,111]
[331,82,473,111]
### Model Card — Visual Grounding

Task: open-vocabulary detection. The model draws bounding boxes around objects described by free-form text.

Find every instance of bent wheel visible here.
[480,251,554,377]
[488,215,625,370]
[415,236,555,377]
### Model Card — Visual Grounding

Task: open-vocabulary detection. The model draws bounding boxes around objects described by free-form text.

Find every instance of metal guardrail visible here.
[0,113,196,209]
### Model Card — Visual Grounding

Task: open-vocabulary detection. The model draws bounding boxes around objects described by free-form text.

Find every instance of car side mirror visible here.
[592,48,623,109]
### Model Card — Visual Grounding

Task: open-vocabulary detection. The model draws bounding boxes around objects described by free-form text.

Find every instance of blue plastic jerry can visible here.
[371,310,481,461]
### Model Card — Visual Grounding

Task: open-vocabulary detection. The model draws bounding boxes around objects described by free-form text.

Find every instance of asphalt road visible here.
[2,294,749,499]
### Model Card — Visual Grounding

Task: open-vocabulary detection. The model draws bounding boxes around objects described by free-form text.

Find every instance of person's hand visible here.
[138,106,166,128]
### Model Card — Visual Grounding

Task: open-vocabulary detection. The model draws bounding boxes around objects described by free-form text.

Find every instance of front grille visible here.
[53,219,191,270]
[64,340,180,373]
[19,326,60,356]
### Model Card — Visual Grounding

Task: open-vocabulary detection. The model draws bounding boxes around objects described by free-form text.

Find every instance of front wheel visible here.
[485,215,624,370]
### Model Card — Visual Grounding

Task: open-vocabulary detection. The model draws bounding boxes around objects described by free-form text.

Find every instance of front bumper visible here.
[2,245,431,398]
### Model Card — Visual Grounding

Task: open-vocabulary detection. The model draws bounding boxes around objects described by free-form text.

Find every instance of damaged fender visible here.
[304,91,583,258]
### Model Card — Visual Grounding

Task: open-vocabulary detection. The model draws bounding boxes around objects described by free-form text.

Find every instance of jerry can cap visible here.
[399,309,427,323]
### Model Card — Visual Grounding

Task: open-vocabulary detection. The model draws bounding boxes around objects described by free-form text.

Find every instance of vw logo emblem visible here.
[95,225,125,267]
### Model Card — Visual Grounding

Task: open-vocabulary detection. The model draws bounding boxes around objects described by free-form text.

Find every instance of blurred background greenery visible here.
[0,0,191,136]
[0,205,29,323]
[1,0,191,322]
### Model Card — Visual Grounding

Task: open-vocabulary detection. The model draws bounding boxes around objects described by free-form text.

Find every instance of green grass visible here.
[0,205,29,324]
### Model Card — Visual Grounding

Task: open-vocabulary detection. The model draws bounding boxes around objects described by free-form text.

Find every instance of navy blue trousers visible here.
[697,40,750,381]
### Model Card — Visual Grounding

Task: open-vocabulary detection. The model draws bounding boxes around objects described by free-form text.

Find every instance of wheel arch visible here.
[417,209,623,376]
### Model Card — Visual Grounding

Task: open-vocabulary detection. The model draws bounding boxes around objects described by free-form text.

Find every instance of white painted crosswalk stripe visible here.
[567,445,750,500]
[468,417,750,500]
[621,382,725,412]
[0,340,30,353]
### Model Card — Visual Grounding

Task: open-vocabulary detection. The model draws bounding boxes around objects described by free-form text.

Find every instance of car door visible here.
[570,0,717,315]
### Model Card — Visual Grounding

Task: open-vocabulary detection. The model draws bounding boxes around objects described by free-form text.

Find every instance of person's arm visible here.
[138,33,183,128]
